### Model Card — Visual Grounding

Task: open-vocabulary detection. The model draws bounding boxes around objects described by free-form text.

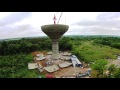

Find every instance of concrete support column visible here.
[51,39,59,60]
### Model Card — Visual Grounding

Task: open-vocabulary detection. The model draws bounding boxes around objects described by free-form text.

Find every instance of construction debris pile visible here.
[28,51,91,78]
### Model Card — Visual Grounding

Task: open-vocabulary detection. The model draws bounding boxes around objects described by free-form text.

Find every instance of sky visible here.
[0,12,120,39]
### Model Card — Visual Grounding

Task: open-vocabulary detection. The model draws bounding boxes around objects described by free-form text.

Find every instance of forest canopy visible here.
[0,36,120,78]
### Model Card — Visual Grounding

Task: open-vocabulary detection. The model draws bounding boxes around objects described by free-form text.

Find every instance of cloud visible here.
[88,27,120,35]
[0,24,44,39]
[0,12,32,27]
[1,12,120,39]
[74,20,120,27]
[96,12,120,21]
[70,12,120,35]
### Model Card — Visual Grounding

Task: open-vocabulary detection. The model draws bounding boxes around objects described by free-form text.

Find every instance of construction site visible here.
[28,12,91,78]
[28,51,91,78]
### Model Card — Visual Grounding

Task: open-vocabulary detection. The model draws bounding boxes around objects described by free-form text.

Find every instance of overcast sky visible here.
[0,12,120,39]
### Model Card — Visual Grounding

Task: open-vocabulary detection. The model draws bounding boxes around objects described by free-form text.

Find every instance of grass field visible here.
[72,40,120,63]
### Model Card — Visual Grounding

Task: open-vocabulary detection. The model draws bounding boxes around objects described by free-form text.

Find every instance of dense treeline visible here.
[0,37,73,55]
[94,37,120,49]
[0,36,120,56]
[0,37,52,55]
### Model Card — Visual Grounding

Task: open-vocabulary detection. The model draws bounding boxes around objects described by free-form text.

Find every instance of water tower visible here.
[41,13,69,60]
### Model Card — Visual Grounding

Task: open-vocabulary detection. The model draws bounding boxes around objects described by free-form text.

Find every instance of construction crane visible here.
[53,12,64,38]
[53,12,63,25]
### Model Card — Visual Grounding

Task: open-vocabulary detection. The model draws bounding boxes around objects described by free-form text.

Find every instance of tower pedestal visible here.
[51,39,60,60]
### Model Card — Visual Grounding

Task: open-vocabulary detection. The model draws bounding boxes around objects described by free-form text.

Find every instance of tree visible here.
[113,68,120,78]
[103,64,117,78]
[108,64,117,74]
[106,65,120,78]
[91,59,108,78]
[59,37,73,51]
[1,41,8,55]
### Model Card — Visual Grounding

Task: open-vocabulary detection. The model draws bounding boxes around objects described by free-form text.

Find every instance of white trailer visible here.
[71,55,82,67]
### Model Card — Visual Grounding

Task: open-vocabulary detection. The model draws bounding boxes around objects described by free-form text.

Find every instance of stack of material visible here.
[28,63,38,69]
[38,68,43,72]
[63,52,72,56]
[44,65,59,73]
[59,62,72,68]
[64,57,71,60]
[60,56,70,60]
[38,63,43,68]
[53,60,64,65]
[60,57,64,60]
[35,54,45,61]
[47,52,52,55]
[37,63,43,72]
[118,56,120,60]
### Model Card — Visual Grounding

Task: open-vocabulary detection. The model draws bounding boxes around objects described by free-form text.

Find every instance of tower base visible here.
[51,39,59,60]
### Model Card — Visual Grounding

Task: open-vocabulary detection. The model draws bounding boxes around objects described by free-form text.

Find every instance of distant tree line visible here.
[93,37,120,49]
[0,37,73,55]
[0,36,120,55]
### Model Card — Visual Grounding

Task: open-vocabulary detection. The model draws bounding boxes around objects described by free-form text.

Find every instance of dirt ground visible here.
[107,59,120,68]
[53,66,89,78]
[31,51,90,78]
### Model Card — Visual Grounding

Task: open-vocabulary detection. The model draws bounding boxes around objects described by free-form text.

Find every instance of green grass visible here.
[72,40,120,63]
[12,68,39,78]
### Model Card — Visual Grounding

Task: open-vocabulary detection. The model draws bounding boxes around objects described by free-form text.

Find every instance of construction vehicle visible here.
[76,69,91,78]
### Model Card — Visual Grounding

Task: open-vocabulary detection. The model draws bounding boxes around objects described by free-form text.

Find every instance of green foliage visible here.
[0,37,52,55]
[0,54,39,78]
[105,65,120,78]
[59,37,73,51]
[72,40,120,63]
[113,68,120,78]
[93,37,120,49]
[91,59,108,77]
[102,64,117,78]
[39,74,46,78]
[91,60,108,70]
[0,37,74,55]
[108,64,117,74]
